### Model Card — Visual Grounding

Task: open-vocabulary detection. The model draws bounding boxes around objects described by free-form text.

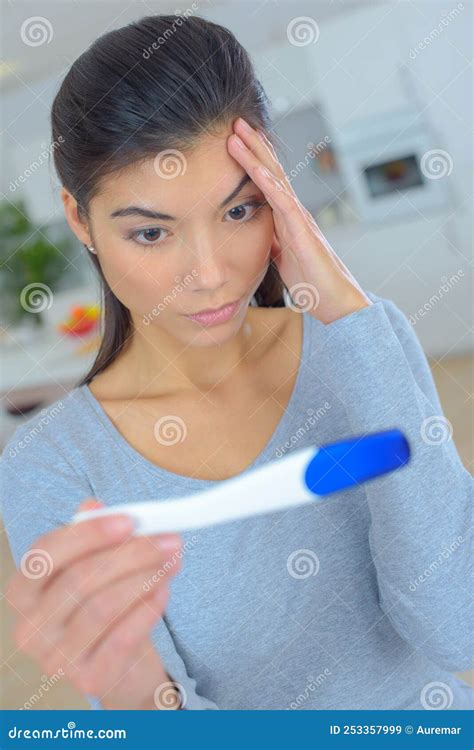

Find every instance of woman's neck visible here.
[92,306,265,400]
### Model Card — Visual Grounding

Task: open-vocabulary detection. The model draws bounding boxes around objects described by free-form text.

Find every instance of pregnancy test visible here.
[72,429,410,535]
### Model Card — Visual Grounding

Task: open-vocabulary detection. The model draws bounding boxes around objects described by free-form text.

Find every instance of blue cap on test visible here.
[304,428,410,496]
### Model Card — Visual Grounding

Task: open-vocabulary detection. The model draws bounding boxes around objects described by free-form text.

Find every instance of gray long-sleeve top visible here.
[2,291,473,710]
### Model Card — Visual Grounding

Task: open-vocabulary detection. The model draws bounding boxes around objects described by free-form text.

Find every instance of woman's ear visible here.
[60,187,91,246]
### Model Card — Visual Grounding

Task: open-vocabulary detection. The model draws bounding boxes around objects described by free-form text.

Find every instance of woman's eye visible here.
[129,227,168,246]
[127,201,266,247]
[225,201,266,223]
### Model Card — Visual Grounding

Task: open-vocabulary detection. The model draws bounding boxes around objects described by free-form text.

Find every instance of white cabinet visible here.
[254,38,320,115]
[305,4,409,127]
[322,211,472,357]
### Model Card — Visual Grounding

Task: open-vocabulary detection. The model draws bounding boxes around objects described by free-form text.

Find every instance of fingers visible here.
[232,117,281,172]
[228,119,306,224]
[7,498,184,707]
[228,118,295,192]
[13,534,182,658]
[6,504,136,615]
[40,534,181,624]
[228,119,338,268]
[42,556,180,677]
[78,498,105,512]
[60,557,181,665]
[7,496,182,617]
[65,586,171,697]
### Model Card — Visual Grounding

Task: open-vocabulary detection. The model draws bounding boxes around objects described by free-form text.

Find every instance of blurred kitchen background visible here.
[1,0,472,708]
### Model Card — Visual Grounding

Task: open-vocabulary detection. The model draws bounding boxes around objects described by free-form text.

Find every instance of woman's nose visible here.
[188,245,227,290]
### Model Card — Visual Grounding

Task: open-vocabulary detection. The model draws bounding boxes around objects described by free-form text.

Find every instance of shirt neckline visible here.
[79,310,312,488]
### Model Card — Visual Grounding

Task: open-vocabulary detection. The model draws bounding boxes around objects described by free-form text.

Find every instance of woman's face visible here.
[77,129,274,347]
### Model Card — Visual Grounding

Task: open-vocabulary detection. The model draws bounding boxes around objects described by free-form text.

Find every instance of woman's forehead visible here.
[94,135,255,216]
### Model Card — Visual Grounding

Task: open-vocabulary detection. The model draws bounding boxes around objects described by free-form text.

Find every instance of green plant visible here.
[0,198,74,326]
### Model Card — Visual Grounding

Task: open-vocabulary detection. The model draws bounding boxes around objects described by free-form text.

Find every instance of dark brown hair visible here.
[51,14,287,386]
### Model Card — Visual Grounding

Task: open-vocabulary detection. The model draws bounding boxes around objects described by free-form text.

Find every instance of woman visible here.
[2,14,473,711]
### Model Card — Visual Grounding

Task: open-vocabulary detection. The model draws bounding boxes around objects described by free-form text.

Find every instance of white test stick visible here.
[71,429,410,536]
[72,445,317,535]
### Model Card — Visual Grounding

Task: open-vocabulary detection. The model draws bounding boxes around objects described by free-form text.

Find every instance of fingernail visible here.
[102,515,135,536]
[79,499,104,511]
[238,117,252,132]
[159,535,182,552]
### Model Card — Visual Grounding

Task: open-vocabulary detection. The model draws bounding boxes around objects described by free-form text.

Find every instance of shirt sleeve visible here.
[1,426,219,710]
[311,290,473,672]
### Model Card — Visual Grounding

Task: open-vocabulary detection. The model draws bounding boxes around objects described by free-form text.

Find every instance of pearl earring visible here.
[87,245,96,254]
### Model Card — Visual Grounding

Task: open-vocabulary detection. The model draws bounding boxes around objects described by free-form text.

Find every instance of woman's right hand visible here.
[6,498,184,709]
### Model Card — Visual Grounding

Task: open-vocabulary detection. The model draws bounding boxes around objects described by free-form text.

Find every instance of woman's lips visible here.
[185,297,243,327]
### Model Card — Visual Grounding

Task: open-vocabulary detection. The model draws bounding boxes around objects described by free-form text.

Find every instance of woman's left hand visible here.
[227,117,373,325]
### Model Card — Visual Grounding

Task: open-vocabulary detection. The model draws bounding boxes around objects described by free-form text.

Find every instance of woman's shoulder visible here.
[254,291,408,360]
[1,386,89,464]
[1,388,95,566]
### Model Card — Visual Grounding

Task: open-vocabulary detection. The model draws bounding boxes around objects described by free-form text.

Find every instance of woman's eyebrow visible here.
[109,174,252,221]
[218,173,252,208]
